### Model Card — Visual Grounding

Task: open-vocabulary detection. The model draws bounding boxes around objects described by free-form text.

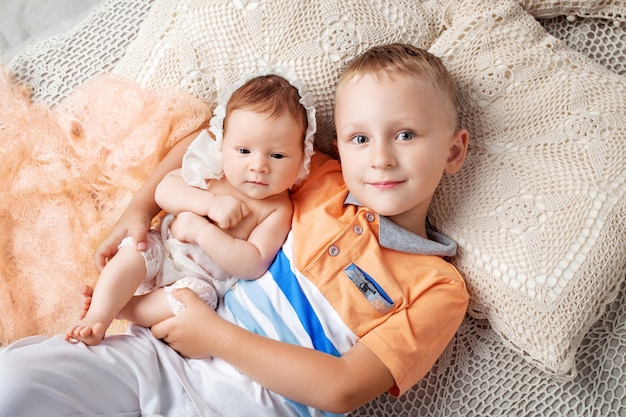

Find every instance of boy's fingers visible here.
[132,229,148,251]
[152,292,201,340]
[94,242,115,270]
[150,318,171,340]
[171,288,198,303]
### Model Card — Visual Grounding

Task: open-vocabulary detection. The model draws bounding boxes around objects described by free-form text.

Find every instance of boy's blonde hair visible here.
[226,74,308,137]
[337,43,459,129]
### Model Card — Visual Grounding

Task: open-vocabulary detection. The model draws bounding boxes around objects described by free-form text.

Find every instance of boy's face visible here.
[222,108,304,200]
[334,73,467,236]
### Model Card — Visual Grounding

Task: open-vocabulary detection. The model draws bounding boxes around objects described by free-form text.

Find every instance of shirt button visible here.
[353,225,363,235]
[328,245,340,256]
[365,212,376,222]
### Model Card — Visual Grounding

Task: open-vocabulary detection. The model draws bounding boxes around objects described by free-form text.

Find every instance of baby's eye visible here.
[350,135,369,144]
[270,153,285,159]
[397,131,415,141]
[237,148,251,154]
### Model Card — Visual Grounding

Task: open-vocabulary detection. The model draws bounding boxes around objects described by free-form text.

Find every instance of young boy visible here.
[66,73,316,345]
[0,44,469,416]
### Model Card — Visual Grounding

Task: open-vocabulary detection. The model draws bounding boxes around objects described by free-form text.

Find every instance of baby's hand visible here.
[170,212,211,243]
[206,195,249,229]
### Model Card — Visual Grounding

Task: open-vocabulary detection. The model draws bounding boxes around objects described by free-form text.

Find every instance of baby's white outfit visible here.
[120,213,236,313]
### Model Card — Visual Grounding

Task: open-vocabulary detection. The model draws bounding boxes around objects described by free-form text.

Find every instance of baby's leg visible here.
[118,277,218,327]
[66,247,146,345]
[118,288,173,327]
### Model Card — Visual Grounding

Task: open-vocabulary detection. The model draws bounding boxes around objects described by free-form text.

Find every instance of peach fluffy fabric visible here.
[0,65,211,345]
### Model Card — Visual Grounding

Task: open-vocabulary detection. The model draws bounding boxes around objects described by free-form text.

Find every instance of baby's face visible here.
[221,108,304,200]
[334,72,461,235]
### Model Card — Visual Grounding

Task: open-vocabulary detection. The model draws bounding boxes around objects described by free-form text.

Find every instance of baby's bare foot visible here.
[65,321,107,345]
[72,322,106,345]
[65,310,110,345]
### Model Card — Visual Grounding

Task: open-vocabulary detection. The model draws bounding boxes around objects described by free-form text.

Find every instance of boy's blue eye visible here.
[397,131,415,141]
[271,153,285,159]
[351,135,369,144]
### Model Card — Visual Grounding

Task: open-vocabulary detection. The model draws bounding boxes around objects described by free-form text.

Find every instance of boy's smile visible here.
[368,180,405,191]
[334,72,468,237]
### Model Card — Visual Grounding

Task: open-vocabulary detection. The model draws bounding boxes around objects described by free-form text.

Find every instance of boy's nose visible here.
[371,142,396,169]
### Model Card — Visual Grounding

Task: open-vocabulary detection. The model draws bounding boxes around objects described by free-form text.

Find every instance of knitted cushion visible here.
[541,15,626,77]
[429,0,626,378]
[110,0,448,156]
[517,0,626,21]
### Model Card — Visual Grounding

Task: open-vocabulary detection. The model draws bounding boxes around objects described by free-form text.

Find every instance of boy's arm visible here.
[94,130,199,270]
[171,200,293,279]
[151,289,395,414]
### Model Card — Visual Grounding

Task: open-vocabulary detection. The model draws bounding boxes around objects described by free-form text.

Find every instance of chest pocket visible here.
[344,263,394,314]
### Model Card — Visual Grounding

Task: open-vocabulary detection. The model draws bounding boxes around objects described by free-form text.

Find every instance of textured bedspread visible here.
[0,68,210,344]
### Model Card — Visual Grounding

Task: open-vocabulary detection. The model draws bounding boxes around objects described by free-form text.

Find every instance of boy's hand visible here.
[151,289,396,412]
[94,209,152,271]
[206,195,249,229]
[151,288,216,358]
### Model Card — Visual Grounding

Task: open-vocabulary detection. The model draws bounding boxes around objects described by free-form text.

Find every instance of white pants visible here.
[0,325,296,417]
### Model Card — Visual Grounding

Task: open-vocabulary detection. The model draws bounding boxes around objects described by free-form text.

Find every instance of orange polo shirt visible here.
[290,152,469,396]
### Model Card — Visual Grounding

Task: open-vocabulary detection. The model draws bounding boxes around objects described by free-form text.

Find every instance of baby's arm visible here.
[94,130,199,270]
[155,169,249,229]
[171,199,293,279]
[152,289,394,414]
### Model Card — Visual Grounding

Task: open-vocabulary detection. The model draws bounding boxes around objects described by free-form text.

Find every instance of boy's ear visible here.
[444,128,469,174]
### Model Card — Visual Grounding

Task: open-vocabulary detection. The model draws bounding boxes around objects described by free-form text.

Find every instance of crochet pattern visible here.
[429,0,626,378]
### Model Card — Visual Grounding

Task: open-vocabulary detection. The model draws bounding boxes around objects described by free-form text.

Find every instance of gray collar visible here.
[345,193,457,257]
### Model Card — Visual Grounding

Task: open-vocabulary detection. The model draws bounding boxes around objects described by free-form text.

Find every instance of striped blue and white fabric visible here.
[177,232,358,417]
